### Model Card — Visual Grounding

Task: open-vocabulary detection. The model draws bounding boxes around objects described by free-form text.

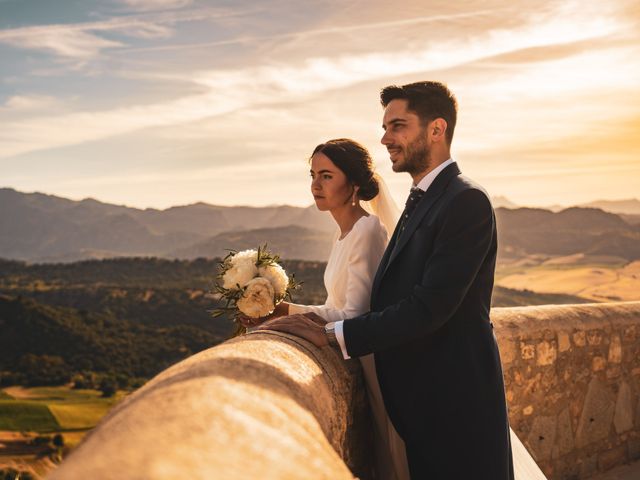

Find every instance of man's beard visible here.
[395,131,431,175]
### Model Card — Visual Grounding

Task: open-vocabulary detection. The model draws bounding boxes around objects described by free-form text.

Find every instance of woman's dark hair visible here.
[311,138,379,201]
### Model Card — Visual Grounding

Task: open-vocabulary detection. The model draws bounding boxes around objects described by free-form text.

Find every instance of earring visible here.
[352,193,356,206]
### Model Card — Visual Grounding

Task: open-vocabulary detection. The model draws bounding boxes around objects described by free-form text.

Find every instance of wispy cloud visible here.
[2,95,60,111]
[0,5,626,159]
[118,0,193,11]
[0,7,248,59]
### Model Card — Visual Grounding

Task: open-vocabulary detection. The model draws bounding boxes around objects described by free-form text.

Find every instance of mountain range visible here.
[1,187,639,263]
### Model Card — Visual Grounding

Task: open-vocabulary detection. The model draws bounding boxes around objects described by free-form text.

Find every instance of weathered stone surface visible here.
[588,330,603,346]
[558,332,571,353]
[593,356,607,372]
[500,338,517,364]
[527,415,557,461]
[629,436,640,460]
[598,444,628,471]
[521,342,535,360]
[556,408,574,455]
[48,332,364,480]
[608,334,623,363]
[573,331,587,347]
[579,455,598,478]
[576,378,616,448]
[536,341,557,366]
[614,382,634,434]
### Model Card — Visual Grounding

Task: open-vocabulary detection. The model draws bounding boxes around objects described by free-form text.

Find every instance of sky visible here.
[1,0,639,209]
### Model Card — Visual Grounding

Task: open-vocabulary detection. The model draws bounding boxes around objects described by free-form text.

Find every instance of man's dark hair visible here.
[380,81,457,145]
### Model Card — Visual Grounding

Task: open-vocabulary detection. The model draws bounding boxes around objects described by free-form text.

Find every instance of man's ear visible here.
[430,118,448,142]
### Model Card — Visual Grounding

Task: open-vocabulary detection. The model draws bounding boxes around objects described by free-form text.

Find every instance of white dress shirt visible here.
[333,158,455,359]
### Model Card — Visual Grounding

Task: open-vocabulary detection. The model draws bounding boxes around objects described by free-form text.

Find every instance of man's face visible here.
[381,99,430,175]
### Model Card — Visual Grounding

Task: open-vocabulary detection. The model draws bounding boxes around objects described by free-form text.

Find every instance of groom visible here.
[259,81,514,479]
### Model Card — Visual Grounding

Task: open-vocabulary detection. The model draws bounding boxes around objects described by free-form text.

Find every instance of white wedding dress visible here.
[289,213,412,480]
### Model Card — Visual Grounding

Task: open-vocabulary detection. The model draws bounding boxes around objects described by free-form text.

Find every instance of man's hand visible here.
[255,313,328,348]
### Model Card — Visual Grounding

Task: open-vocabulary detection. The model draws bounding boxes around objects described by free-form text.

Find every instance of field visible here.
[496,258,640,302]
[0,385,124,477]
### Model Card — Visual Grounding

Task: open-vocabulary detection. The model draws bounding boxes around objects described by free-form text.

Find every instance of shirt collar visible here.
[414,158,454,192]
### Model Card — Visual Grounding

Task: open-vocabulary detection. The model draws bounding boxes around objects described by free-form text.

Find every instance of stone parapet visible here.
[47,331,372,480]
[494,302,640,479]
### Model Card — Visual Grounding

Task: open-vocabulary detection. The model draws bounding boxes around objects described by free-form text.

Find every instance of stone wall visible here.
[47,302,640,479]
[48,331,372,480]
[493,302,640,479]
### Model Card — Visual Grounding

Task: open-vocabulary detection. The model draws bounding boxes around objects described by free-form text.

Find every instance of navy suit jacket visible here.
[343,162,514,478]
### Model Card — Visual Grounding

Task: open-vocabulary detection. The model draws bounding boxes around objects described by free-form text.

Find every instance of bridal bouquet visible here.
[212,245,300,330]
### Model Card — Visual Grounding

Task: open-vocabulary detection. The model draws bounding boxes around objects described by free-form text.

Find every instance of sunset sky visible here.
[1,0,639,209]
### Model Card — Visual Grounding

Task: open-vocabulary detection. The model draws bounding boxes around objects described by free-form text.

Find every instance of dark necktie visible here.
[400,187,424,230]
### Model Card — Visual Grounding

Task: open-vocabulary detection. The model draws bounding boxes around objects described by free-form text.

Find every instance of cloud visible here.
[2,95,59,111]
[0,1,630,160]
[0,6,243,59]
[118,0,193,11]
[0,19,170,59]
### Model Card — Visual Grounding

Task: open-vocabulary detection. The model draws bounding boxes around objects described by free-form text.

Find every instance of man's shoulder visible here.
[443,174,493,211]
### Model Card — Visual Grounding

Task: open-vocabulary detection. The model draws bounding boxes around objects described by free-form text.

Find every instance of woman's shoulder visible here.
[352,214,388,240]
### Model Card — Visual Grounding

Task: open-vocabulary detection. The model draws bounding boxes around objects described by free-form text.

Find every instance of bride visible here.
[243,138,411,480]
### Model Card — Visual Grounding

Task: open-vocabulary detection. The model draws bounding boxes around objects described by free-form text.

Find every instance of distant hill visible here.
[492,196,519,209]
[0,188,334,262]
[495,207,640,260]
[0,294,219,384]
[170,225,334,261]
[2,187,639,263]
[580,199,640,215]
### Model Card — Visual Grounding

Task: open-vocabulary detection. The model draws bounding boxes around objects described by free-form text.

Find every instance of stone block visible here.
[521,342,535,361]
[629,436,640,460]
[558,332,571,353]
[623,325,636,343]
[598,444,627,471]
[614,381,634,433]
[556,408,575,455]
[607,366,621,379]
[587,330,603,346]
[608,334,622,363]
[573,331,586,347]
[579,455,598,478]
[500,339,517,364]
[537,341,557,366]
[576,378,615,448]
[526,415,556,461]
[592,356,606,372]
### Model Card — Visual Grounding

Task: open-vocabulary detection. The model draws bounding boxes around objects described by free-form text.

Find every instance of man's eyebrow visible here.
[382,118,407,129]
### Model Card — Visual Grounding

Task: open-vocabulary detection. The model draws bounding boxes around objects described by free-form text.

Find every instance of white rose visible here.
[236,277,275,318]
[222,250,258,289]
[258,263,289,298]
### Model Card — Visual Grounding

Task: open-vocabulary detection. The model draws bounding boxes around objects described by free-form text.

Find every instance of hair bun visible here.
[358,174,379,201]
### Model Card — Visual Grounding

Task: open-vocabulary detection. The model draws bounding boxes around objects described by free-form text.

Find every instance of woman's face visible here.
[309,152,353,211]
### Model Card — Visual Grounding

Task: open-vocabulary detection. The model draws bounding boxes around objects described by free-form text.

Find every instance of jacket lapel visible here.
[379,162,461,282]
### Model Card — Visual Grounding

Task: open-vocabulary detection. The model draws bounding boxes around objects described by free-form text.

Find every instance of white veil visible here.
[362,172,401,237]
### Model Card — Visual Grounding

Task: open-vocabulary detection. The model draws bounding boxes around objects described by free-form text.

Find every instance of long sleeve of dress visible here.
[288,215,388,323]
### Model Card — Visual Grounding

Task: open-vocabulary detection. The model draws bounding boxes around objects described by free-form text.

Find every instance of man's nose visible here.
[381,130,391,145]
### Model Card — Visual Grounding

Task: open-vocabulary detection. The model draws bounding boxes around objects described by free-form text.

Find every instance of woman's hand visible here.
[237,301,290,328]
[255,313,328,348]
